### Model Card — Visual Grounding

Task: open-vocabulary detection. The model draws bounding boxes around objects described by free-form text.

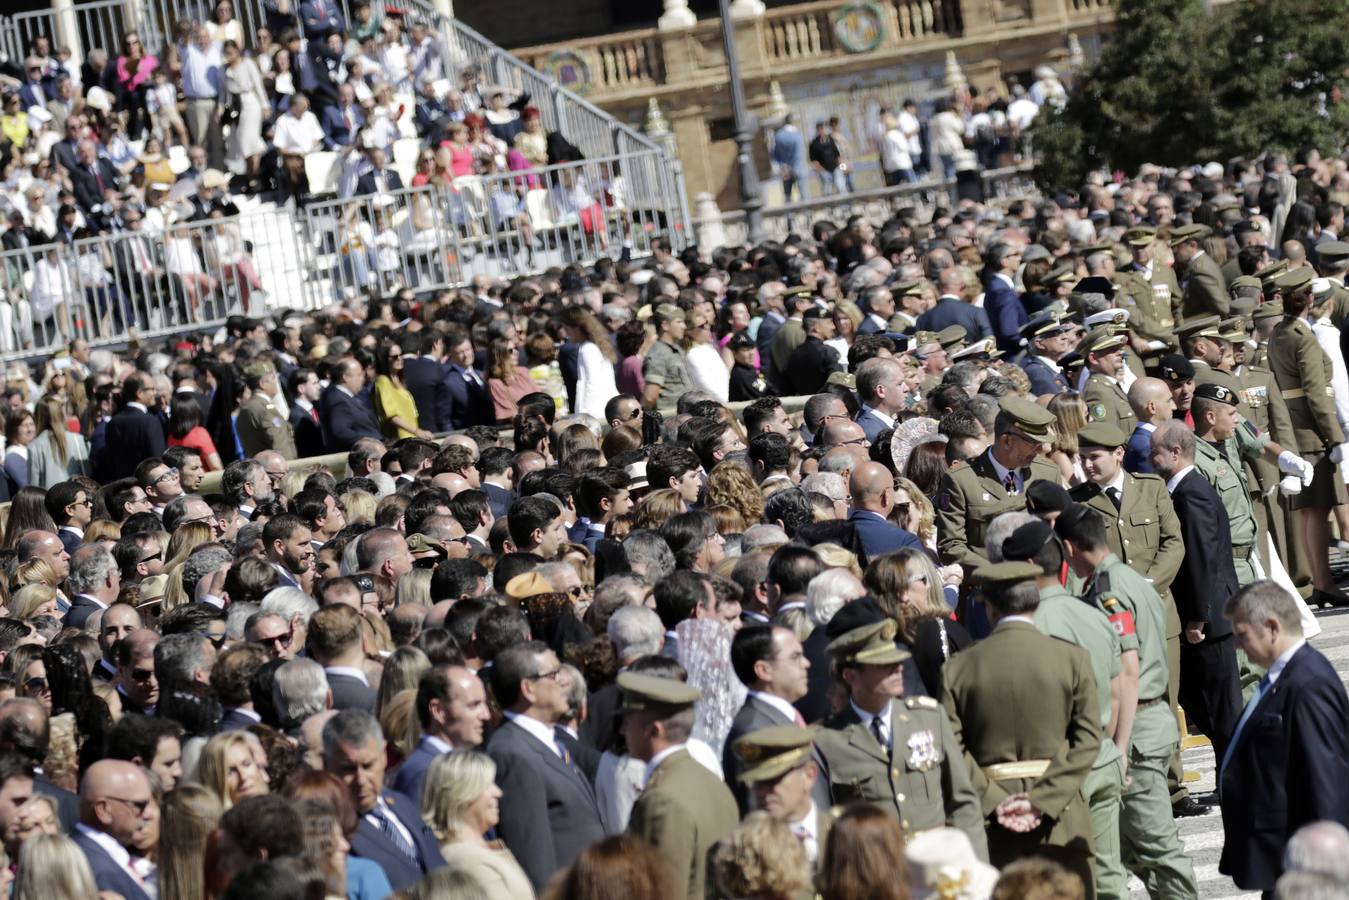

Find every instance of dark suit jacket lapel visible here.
[514,721,595,800]
[749,694,794,727]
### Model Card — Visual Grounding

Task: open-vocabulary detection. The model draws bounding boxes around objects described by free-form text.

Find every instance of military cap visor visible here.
[970,560,1043,589]
[1124,228,1157,247]
[997,396,1056,442]
[1174,315,1222,340]
[1168,223,1212,246]
[1317,240,1349,263]
[617,672,702,711]
[735,726,818,783]
[825,619,911,665]
[1076,421,1128,449]
[1273,267,1313,293]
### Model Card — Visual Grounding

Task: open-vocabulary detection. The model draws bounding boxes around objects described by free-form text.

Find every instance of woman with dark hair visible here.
[614,320,651,398]
[543,834,675,900]
[28,395,90,489]
[44,643,112,774]
[562,306,618,420]
[113,31,157,139]
[487,337,537,424]
[904,438,950,500]
[2,486,57,547]
[168,392,223,471]
[864,549,971,696]
[817,803,911,900]
[658,510,725,573]
[205,366,248,467]
[373,341,431,441]
[283,770,393,900]
[3,409,36,491]
[555,423,599,469]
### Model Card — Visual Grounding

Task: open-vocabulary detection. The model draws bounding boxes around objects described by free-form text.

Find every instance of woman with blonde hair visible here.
[813,543,862,579]
[340,489,377,526]
[14,834,99,900]
[422,750,534,900]
[12,559,59,591]
[27,395,90,489]
[377,646,431,716]
[713,811,811,900]
[1047,391,1087,486]
[706,461,764,526]
[397,569,433,607]
[630,488,687,531]
[380,688,421,767]
[166,521,214,564]
[892,475,938,550]
[85,519,121,546]
[158,784,223,900]
[864,549,971,696]
[195,730,270,809]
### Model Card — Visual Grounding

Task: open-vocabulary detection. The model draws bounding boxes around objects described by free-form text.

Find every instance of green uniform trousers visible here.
[1121,748,1198,899]
[1085,759,1126,900]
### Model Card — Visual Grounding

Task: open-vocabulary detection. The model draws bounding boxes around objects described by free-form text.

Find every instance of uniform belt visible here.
[1137,696,1166,707]
[982,759,1051,781]
[1232,544,1253,560]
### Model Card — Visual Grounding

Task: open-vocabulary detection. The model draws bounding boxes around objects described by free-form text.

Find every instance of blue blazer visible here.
[320,104,364,146]
[319,385,382,452]
[349,790,446,890]
[403,357,452,434]
[1019,355,1069,397]
[481,482,514,521]
[98,407,166,482]
[389,736,447,806]
[63,595,105,631]
[756,312,785,359]
[914,297,993,342]
[445,364,496,430]
[1219,643,1349,891]
[854,407,892,444]
[72,830,152,900]
[1123,424,1155,474]
[982,276,1027,354]
[289,404,326,458]
[847,509,922,563]
[326,671,377,713]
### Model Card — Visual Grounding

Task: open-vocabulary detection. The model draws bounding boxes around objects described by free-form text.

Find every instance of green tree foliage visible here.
[1030,0,1349,190]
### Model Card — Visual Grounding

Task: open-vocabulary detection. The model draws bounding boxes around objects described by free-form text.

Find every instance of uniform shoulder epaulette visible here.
[1069,481,1102,500]
[1132,472,1163,484]
[904,696,941,710]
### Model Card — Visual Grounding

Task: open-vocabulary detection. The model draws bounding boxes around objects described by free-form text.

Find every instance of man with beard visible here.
[264,514,315,595]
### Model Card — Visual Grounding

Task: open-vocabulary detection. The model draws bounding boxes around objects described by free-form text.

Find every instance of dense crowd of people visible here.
[4,22,1349,898]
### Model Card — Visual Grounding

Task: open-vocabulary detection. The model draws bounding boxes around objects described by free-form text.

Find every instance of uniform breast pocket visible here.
[830,770,886,806]
[1128,512,1158,549]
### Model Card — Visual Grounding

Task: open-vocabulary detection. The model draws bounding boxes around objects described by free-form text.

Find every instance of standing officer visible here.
[1172,224,1229,320]
[1115,230,1177,357]
[812,619,987,858]
[734,727,833,872]
[941,562,1100,891]
[1268,267,1349,607]
[1081,327,1138,437]
[642,304,691,410]
[1055,505,1201,897]
[1123,227,1182,335]
[620,673,739,900]
[784,307,844,396]
[1002,520,1129,900]
[936,397,1063,573]
[236,360,298,459]
[1018,312,1073,396]
[1191,384,1269,586]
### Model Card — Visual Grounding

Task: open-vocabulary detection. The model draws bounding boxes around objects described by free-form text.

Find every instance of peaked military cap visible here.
[1045,264,1077,285]
[617,672,701,711]
[1252,301,1284,321]
[1255,259,1290,286]
[1273,267,1313,293]
[997,396,1056,442]
[1083,308,1130,330]
[825,619,911,665]
[1080,326,1128,355]
[1218,317,1249,342]
[936,325,967,350]
[950,338,1001,362]
[1168,223,1212,246]
[970,560,1043,590]
[1021,311,1068,339]
[1174,315,1222,340]
[734,726,817,783]
[1077,421,1128,449]
[1124,227,1157,247]
[1316,240,1349,263]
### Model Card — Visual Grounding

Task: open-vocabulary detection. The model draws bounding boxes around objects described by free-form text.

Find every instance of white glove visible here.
[1331,443,1349,464]
[1341,456,1349,485]
[1280,475,1304,496]
[1277,450,1315,486]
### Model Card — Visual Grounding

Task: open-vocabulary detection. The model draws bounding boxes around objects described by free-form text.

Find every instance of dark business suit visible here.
[723,694,797,812]
[982,275,1026,355]
[854,407,892,444]
[319,385,382,452]
[1019,355,1069,396]
[1169,468,1243,763]
[289,403,326,458]
[487,716,605,890]
[1123,424,1155,474]
[390,735,448,806]
[915,295,994,342]
[325,670,377,712]
[350,790,446,890]
[756,312,786,359]
[481,482,514,522]
[797,623,833,724]
[320,104,364,147]
[846,509,922,564]
[558,342,579,414]
[578,680,619,750]
[72,829,152,900]
[445,363,496,430]
[403,357,452,433]
[1218,643,1349,891]
[355,168,405,196]
[71,159,119,215]
[63,595,105,631]
[219,708,260,732]
[58,528,82,557]
[97,405,165,482]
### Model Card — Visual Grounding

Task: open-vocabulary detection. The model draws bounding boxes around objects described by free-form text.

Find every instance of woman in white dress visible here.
[561,306,618,421]
[683,306,729,403]
[220,40,270,192]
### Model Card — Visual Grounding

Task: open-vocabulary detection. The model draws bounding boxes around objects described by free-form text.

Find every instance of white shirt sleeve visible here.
[1314,321,1349,428]
[575,341,618,421]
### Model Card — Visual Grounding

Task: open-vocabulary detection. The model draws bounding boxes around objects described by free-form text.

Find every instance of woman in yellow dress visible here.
[373,340,434,440]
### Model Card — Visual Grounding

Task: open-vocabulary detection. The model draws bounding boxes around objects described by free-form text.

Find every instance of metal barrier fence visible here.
[302,149,678,304]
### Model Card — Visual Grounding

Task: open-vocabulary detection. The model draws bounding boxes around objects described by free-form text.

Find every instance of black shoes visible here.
[1172,795,1213,817]
[1312,589,1349,609]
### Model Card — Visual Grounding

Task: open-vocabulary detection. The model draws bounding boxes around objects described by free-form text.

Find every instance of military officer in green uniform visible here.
[936,396,1063,573]
[811,620,988,859]
[1080,327,1138,437]
[236,361,298,459]
[734,727,833,873]
[620,672,740,900]
[767,287,813,393]
[941,561,1101,894]
[1056,506,1199,899]
[1191,386,1263,585]
[642,303,692,411]
[1123,227,1182,334]
[1172,223,1229,320]
[999,520,1127,900]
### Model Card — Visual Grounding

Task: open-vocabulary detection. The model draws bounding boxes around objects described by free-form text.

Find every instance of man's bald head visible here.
[425,599,455,629]
[937,266,967,296]
[849,461,895,516]
[431,472,470,497]
[120,628,161,660]
[80,760,157,846]
[81,759,147,800]
[1128,376,1176,425]
[821,419,867,449]
[1284,820,1349,881]
[0,698,48,766]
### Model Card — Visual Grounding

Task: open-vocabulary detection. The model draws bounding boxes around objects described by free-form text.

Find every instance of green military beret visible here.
[1079,326,1128,355]
[1077,421,1128,449]
[998,396,1057,442]
[936,324,968,350]
[1124,227,1157,247]
[970,560,1043,590]
[1174,315,1222,340]
[825,620,911,666]
[734,726,817,783]
[1252,301,1284,321]
[1274,267,1313,293]
[1193,381,1238,406]
[1317,240,1349,263]
[1168,223,1212,246]
[617,672,701,712]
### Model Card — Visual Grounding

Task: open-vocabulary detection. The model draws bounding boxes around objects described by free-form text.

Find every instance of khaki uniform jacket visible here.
[1180,251,1229,320]
[1268,316,1345,452]
[941,621,1101,865]
[1066,472,1183,595]
[936,452,1062,570]
[1135,261,1183,326]
[1083,373,1138,437]
[812,696,988,860]
[1113,269,1175,348]
[1237,364,1294,497]
[629,749,740,900]
[235,393,298,459]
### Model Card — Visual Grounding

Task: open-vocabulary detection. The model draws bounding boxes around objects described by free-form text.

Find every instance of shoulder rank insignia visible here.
[905,696,940,710]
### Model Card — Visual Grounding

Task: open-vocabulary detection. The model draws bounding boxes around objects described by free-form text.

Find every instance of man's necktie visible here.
[1220,673,1270,778]
[1003,472,1017,495]
[794,709,807,727]
[310,406,319,424]
[1106,486,1122,509]
[374,807,417,862]
[870,715,889,755]
[92,166,104,193]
